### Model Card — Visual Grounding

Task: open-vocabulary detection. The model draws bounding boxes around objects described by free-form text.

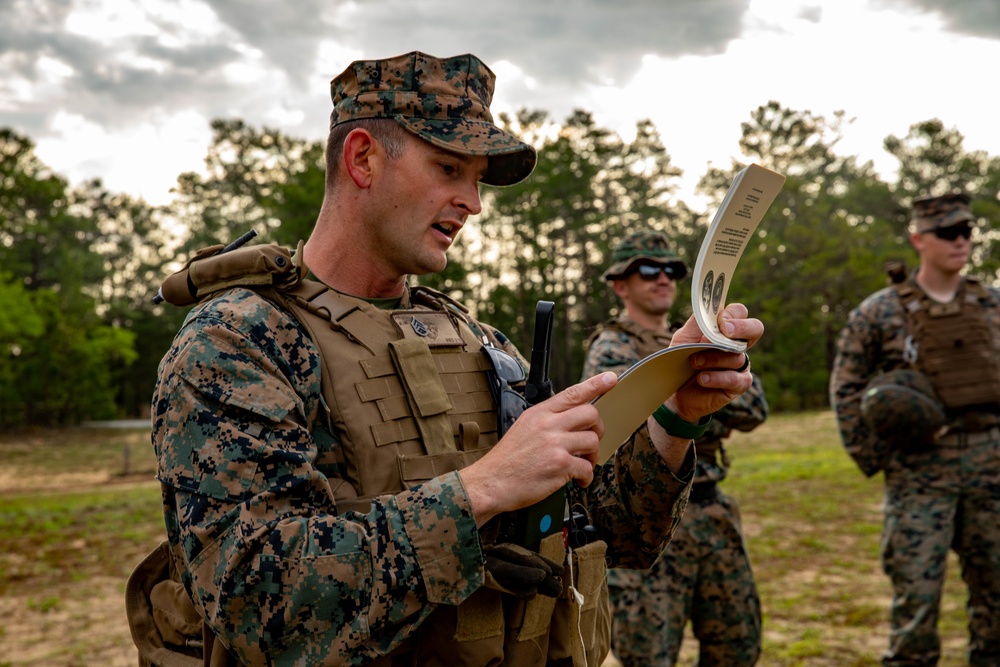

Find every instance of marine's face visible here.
[614,262,678,318]
[369,132,486,278]
[912,224,972,275]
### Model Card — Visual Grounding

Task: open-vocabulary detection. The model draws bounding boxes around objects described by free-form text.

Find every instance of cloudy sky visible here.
[2,0,998,207]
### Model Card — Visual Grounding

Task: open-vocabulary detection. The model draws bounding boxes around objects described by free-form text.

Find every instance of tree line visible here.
[2,101,998,428]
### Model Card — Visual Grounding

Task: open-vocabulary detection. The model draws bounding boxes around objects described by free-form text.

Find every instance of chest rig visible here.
[273,280,502,510]
[158,239,502,504]
[893,276,1000,411]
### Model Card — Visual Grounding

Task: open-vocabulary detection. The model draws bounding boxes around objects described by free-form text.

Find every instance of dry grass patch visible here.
[0,418,975,667]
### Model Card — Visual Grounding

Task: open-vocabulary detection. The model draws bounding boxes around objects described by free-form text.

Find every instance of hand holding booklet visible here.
[593,164,785,463]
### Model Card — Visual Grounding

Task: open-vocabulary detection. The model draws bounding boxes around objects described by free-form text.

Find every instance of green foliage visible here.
[0,130,147,427]
[169,118,326,256]
[3,99,1000,421]
[8,288,137,425]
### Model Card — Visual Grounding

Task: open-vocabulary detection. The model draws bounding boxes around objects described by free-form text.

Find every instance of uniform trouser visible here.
[881,428,1000,667]
[607,488,761,667]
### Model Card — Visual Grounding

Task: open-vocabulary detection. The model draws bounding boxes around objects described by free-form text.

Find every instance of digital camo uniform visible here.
[582,313,767,667]
[829,193,1000,666]
[126,50,697,667]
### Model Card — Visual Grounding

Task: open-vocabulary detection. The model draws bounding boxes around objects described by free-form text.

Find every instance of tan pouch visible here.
[159,242,304,306]
[547,540,610,667]
[125,541,203,667]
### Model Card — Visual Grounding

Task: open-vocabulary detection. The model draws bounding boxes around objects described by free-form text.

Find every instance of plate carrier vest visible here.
[892,274,1000,413]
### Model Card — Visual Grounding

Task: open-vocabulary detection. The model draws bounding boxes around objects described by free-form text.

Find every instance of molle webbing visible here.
[895,278,1000,410]
[276,280,499,506]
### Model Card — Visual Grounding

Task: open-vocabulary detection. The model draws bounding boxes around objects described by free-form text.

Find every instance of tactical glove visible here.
[483,542,564,599]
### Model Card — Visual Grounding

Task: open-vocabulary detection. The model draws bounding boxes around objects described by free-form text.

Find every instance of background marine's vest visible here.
[893,276,1000,412]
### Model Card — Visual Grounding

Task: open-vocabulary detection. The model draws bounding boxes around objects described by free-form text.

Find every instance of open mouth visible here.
[432,222,456,239]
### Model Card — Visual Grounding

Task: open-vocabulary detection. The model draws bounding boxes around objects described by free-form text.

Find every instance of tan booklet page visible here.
[594,164,785,463]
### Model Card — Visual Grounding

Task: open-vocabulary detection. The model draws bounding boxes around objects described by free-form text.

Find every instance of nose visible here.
[457,179,482,216]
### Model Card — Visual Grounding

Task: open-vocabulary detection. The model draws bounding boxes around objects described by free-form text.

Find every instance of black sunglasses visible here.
[925,225,972,242]
[633,262,687,281]
[482,344,528,437]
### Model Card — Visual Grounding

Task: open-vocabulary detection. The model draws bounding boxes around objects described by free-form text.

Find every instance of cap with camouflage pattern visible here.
[602,230,688,281]
[330,51,536,186]
[911,192,975,232]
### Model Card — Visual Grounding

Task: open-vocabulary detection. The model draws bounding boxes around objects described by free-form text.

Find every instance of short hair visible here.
[325,118,409,186]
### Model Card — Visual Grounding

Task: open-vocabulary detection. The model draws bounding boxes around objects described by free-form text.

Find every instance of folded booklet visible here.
[594,163,785,463]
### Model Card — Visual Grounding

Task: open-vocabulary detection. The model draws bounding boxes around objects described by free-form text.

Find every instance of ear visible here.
[611,279,630,299]
[909,230,924,253]
[342,129,377,189]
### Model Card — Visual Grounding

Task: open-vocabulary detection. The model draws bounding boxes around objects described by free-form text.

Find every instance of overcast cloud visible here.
[1,0,998,204]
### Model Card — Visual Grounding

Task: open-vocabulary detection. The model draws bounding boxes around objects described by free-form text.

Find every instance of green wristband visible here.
[652,405,712,440]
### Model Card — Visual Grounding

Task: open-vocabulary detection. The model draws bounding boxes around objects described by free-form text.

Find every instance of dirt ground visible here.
[0,420,975,666]
[0,428,160,667]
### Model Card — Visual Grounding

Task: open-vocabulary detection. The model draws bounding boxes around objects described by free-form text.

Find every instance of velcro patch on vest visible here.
[928,301,961,317]
[391,311,464,347]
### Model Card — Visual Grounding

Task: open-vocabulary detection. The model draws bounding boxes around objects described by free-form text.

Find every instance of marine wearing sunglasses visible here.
[922,223,973,242]
[628,261,689,282]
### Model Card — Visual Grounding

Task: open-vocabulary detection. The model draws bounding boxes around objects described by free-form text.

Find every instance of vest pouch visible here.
[895,279,1000,411]
[388,338,454,455]
[410,588,506,666]
[546,540,610,667]
[159,243,303,307]
[126,540,203,667]
[398,449,492,488]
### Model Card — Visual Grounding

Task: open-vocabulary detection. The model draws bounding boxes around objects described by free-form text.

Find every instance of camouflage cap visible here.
[860,369,947,450]
[330,51,536,186]
[602,230,688,281]
[911,192,974,232]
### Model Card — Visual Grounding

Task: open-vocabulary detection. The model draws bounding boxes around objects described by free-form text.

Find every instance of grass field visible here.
[0,412,972,666]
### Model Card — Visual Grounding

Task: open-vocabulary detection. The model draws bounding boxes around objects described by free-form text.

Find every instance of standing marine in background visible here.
[581,230,768,667]
[830,192,1000,666]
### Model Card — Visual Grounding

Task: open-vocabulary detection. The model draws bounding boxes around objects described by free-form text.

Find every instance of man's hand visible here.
[649,302,763,463]
[459,371,617,527]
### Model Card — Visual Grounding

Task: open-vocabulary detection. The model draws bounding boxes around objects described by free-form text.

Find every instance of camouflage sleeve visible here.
[709,372,768,436]
[829,293,894,477]
[153,290,482,666]
[580,329,640,380]
[580,426,695,569]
